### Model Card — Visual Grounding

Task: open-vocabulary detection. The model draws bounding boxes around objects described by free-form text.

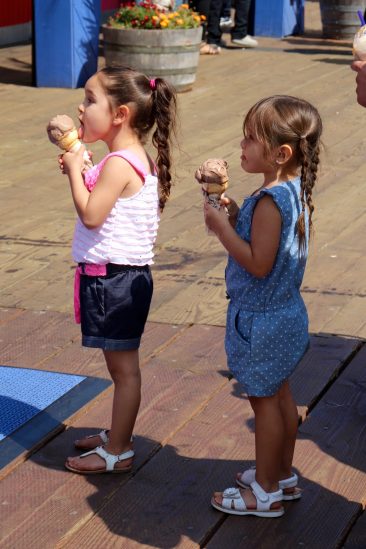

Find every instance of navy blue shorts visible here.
[79,264,153,351]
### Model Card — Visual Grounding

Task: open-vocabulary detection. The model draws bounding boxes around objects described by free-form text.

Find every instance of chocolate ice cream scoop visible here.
[195,158,229,208]
[47,114,93,170]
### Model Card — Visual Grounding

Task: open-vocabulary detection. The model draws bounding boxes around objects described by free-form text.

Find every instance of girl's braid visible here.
[297,136,320,255]
[151,78,177,211]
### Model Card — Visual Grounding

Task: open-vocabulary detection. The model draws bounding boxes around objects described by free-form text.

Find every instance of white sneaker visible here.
[231,35,258,48]
[220,16,233,29]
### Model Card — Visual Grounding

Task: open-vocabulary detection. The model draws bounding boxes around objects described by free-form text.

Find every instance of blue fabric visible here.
[225,177,310,396]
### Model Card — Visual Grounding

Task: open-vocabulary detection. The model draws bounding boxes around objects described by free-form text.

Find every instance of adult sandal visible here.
[65,446,134,474]
[236,466,302,501]
[211,481,284,517]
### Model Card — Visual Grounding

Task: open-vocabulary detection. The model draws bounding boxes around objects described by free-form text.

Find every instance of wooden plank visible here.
[321,296,366,340]
[206,344,366,548]
[54,381,251,549]
[343,510,366,548]
[0,307,26,326]
[0,320,190,476]
[0,325,228,547]
[0,310,79,368]
[56,335,362,548]
[290,334,361,419]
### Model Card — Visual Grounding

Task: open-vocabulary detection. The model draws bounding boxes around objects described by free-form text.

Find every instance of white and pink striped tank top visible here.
[72,150,160,266]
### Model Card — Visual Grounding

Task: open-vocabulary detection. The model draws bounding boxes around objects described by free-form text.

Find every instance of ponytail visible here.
[151,78,177,211]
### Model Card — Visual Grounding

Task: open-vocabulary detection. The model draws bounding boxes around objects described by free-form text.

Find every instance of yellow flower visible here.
[160,19,169,27]
[180,4,189,8]
[152,15,159,21]
[176,18,184,25]
[159,13,168,19]
[200,14,206,21]
[193,15,200,22]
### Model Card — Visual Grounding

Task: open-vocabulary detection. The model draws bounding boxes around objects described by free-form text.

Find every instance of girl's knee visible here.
[249,393,280,413]
[105,349,140,378]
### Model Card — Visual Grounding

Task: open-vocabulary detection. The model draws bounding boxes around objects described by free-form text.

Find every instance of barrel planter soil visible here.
[320,0,366,39]
[102,25,203,92]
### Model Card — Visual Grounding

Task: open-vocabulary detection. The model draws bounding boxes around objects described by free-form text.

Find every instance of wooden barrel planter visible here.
[102,25,203,93]
[320,0,366,39]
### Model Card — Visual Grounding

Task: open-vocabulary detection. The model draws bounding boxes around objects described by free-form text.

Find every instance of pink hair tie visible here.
[149,78,156,90]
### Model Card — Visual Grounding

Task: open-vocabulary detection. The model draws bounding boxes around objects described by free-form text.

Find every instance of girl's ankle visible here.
[104,441,133,455]
[255,479,280,493]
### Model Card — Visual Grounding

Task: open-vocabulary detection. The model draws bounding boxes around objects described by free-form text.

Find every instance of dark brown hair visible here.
[244,95,323,254]
[98,65,177,211]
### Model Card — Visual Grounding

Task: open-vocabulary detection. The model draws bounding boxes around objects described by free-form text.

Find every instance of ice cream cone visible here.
[47,114,93,170]
[195,158,229,209]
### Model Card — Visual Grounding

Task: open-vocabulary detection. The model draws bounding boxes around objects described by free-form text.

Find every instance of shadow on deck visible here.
[1,308,366,548]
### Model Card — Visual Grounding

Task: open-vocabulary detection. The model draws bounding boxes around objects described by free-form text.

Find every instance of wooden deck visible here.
[1,1,366,547]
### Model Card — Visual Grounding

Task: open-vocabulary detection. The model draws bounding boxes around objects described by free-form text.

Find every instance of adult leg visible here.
[206,0,224,46]
[231,0,250,39]
[221,0,232,19]
[189,0,210,40]
[66,349,140,472]
[231,0,257,46]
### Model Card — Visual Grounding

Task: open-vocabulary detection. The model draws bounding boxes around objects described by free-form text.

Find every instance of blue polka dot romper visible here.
[225,177,309,397]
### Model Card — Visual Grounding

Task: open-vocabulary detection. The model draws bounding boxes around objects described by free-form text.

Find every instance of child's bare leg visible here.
[104,349,140,453]
[213,394,284,510]
[278,381,298,478]
[250,394,284,494]
[66,349,140,472]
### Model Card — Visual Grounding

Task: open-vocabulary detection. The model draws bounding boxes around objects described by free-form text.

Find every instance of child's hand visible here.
[203,200,229,235]
[59,145,86,176]
[220,195,239,217]
[220,195,239,227]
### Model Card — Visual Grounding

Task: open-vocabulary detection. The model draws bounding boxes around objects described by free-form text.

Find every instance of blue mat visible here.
[0,365,111,469]
[0,366,85,441]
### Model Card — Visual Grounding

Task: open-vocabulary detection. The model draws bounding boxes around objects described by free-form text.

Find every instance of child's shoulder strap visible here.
[101,150,155,179]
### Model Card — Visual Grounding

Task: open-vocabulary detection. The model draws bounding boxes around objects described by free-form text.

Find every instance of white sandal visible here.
[65,446,134,474]
[237,466,302,500]
[74,430,134,450]
[74,429,110,449]
[211,481,284,517]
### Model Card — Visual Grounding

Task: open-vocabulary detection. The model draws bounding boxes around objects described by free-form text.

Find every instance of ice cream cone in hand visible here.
[195,158,229,209]
[47,114,93,171]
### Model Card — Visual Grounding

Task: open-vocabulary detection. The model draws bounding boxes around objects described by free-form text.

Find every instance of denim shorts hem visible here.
[82,335,141,351]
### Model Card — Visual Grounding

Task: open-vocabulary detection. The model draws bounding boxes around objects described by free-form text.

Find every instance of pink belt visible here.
[74,264,107,323]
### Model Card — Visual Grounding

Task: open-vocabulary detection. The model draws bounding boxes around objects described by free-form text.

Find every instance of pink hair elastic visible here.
[149,79,156,90]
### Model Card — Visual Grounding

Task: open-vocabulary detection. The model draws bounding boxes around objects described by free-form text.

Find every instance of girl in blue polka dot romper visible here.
[205,96,323,518]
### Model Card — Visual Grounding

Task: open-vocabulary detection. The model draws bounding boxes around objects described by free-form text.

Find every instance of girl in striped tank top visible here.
[58,66,177,474]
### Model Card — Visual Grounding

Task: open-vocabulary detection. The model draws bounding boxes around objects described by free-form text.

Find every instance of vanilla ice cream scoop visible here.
[47,114,93,170]
[195,158,229,208]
